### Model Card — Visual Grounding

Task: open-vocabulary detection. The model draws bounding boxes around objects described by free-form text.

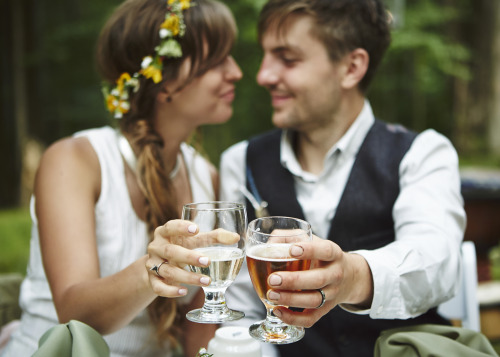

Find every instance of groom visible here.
[220,0,466,356]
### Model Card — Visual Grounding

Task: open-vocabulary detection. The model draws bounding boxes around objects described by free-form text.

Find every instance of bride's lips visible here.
[220,87,235,102]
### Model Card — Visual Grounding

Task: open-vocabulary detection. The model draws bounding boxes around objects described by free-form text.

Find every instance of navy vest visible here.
[245,120,449,357]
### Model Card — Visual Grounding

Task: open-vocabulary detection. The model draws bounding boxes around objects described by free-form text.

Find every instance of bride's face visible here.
[161,54,242,127]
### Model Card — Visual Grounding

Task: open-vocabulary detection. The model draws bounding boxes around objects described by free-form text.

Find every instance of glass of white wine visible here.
[246,216,312,344]
[182,201,246,323]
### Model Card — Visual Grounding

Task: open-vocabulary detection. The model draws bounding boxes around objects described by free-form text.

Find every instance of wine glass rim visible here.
[247,216,312,237]
[182,201,245,212]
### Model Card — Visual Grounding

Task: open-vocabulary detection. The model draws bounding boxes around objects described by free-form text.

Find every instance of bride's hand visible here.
[146,220,210,297]
[146,219,240,297]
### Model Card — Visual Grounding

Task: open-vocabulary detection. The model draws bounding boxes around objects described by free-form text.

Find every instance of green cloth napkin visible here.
[374,324,499,357]
[32,320,109,357]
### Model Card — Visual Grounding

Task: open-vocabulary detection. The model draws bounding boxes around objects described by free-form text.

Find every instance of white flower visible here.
[111,88,120,96]
[114,111,123,119]
[159,28,171,39]
[141,56,153,69]
[128,78,139,90]
[120,101,130,111]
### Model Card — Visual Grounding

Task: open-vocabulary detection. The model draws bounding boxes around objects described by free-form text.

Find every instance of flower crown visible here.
[103,0,193,118]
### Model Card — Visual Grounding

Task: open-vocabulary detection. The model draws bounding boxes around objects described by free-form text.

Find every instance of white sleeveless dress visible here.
[2,126,215,357]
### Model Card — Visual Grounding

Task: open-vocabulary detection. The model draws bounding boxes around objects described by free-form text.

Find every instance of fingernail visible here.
[178,288,187,295]
[291,245,303,257]
[188,224,197,233]
[269,274,282,286]
[268,290,280,301]
[199,256,209,266]
[273,308,282,318]
[200,276,210,285]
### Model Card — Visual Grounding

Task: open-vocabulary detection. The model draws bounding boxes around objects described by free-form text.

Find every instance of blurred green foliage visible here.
[3,0,498,210]
[491,244,500,281]
[14,0,477,166]
[0,208,31,274]
[23,0,123,142]
[368,0,471,134]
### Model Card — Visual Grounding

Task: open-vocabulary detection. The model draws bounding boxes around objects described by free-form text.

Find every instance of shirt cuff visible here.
[338,303,370,315]
[350,248,406,319]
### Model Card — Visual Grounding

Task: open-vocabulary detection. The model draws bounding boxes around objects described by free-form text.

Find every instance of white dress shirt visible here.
[220,101,466,356]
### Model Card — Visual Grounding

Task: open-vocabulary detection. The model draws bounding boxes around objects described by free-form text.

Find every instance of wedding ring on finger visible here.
[150,261,168,278]
[316,288,326,309]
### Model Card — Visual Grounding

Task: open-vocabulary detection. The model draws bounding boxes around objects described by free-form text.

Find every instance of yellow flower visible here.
[168,0,190,7]
[116,72,131,92]
[141,65,163,83]
[161,14,180,36]
[179,0,191,10]
[106,94,117,112]
[168,0,191,10]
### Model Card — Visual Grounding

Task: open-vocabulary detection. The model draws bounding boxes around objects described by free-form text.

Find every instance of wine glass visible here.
[182,201,247,323]
[246,216,312,344]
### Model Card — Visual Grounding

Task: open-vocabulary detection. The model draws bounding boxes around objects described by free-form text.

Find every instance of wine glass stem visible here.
[201,289,229,314]
[264,307,286,332]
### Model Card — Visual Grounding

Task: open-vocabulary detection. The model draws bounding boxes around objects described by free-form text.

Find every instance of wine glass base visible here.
[186,308,245,324]
[249,321,305,344]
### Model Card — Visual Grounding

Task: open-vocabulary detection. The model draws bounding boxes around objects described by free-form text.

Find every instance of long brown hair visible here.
[96,0,237,346]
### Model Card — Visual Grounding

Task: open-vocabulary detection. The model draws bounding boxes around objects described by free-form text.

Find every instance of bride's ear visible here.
[157,86,173,103]
[340,48,369,90]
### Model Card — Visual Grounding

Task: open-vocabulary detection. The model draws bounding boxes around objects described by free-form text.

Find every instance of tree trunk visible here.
[12,0,30,206]
[450,0,499,157]
[0,0,26,208]
[488,1,500,155]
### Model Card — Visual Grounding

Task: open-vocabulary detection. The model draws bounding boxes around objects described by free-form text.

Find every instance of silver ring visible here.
[150,261,168,277]
[316,288,326,309]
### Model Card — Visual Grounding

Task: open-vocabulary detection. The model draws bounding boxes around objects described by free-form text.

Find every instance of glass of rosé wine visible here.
[246,216,312,344]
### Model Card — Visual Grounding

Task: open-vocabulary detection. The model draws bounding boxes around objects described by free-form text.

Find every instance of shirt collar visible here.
[280,100,375,180]
[336,99,375,158]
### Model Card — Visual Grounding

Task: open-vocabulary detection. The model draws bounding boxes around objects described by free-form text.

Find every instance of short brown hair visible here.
[258,0,391,93]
